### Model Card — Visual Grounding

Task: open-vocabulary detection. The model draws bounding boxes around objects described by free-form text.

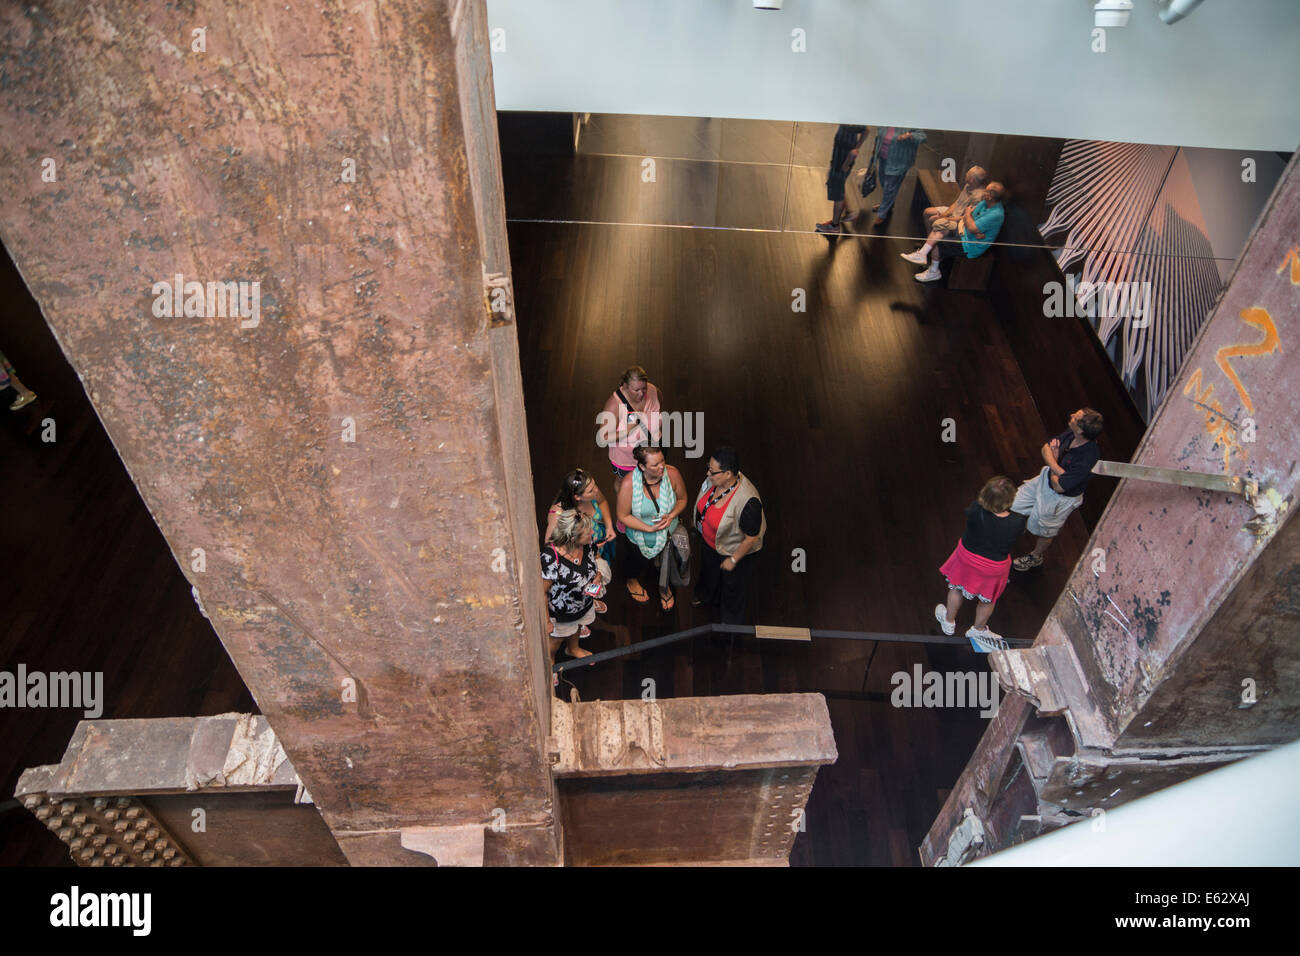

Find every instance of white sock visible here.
[919,242,934,256]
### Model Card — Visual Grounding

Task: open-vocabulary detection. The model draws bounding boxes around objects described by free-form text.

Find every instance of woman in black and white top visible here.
[540,509,610,661]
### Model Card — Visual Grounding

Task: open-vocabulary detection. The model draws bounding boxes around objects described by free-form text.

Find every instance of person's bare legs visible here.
[564,634,591,658]
[945,589,964,625]
[973,600,996,630]
[1029,535,1052,558]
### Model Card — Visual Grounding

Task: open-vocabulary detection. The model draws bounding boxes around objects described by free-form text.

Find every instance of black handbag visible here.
[859,130,879,197]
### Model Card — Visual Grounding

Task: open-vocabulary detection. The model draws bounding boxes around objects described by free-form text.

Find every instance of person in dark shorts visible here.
[816,124,867,235]
[1011,408,1104,570]
[936,476,1027,652]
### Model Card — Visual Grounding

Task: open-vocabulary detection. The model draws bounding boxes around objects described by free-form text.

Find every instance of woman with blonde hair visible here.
[540,508,610,660]
[935,476,1027,652]
[599,365,662,498]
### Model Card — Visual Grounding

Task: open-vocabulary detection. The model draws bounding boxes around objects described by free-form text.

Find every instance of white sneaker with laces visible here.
[915,264,942,283]
[934,604,955,636]
[966,626,1008,653]
[900,250,929,265]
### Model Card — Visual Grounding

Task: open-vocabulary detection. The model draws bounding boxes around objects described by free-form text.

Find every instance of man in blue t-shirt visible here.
[1009,408,1104,570]
[914,182,1005,282]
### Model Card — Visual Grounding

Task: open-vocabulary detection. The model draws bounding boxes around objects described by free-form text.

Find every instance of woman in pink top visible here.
[599,365,662,496]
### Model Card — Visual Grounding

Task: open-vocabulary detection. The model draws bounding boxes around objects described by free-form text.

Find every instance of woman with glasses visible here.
[546,468,616,571]
[692,447,766,624]
[616,445,687,610]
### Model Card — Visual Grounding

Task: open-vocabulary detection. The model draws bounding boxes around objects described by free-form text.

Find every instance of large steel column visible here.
[0,0,558,864]
[924,153,1300,864]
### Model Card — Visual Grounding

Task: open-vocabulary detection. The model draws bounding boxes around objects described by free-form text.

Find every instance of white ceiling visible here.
[486,0,1300,152]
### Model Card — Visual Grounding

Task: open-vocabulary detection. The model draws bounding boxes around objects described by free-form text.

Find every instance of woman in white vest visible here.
[692,447,766,624]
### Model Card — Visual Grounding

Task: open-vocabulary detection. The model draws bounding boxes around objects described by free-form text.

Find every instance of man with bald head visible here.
[924,165,988,231]
[908,181,1006,282]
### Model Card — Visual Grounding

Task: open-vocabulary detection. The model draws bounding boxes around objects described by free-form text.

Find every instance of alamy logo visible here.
[50,886,151,936]
[1043,274,1152,327]
[890,664,1000,719]
[0,664,102,718]
[151,274,260,328]
[594,406,704,459]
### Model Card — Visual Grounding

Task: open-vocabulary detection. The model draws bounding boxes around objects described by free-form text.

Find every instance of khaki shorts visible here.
[1012,467,1083,538]
[550,605,596,638]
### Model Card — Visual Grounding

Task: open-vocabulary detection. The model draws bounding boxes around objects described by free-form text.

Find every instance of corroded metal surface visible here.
[0,1,557,864]
[20,789,193,868]
[1044,152,1300,747]
[552,694,835,866]
[14,715,348,866]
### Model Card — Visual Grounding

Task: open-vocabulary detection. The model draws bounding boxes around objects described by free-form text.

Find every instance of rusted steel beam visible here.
[15,715,347,866]
[551,694,837,865]
[0,0,557,864]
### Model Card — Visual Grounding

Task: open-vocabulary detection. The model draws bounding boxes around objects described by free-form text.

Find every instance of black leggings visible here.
[695,545,757,624]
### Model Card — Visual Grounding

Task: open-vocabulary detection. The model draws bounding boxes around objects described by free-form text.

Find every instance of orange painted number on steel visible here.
[1183,367,1242,472]
[1278,246,1300,285]
[1214,307,1281,416]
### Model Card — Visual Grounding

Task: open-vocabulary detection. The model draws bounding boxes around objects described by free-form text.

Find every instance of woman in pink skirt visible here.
[935,476,1027,652]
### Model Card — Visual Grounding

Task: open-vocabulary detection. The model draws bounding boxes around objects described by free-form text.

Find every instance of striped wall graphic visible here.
[1039,140,1224,418]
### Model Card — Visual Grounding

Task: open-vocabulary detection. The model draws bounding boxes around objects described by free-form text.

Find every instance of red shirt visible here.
[696,484,738,551]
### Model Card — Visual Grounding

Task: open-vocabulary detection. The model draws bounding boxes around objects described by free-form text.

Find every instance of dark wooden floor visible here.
[506,114,1145,866]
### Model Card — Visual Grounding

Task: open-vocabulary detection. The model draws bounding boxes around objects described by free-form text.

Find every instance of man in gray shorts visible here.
[1011,408,1104,570]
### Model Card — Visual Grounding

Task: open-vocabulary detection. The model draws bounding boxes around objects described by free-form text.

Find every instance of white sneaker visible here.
[915,264,942,283]
[900,250,929,265]
[966,627,1008,653]
[934,604,955,636]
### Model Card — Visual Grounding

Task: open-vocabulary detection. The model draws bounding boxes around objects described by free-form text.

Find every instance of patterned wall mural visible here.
[1039,140,1226,419]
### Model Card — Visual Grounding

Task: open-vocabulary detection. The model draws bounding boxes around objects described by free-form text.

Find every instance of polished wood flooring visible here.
[506,115,1145,866]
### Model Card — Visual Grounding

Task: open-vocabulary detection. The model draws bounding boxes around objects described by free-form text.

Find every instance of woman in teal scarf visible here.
[616,445,688,610]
